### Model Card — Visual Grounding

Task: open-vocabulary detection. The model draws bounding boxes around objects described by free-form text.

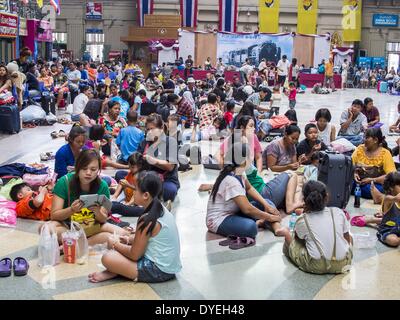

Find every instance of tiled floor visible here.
[0,89,399,300]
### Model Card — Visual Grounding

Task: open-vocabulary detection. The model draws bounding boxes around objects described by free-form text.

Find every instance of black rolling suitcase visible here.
[318,151,354,209]
[41,94,56,115]
[0,104,21,134]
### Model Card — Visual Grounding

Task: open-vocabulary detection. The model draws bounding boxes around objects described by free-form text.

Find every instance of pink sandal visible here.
[350,215,366,227]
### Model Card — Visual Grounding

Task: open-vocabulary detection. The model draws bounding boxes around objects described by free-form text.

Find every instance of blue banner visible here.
[373,14,398,27]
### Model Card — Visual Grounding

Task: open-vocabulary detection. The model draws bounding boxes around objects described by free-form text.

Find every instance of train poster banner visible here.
[217,33,293,67]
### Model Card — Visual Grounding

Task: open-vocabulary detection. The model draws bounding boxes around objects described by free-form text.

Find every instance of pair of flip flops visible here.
[350,214,382,227]
[0,257,29,277]
[22,123,36,129]
[50,130,66,139]
[219,235,256,250]
[40,152,55,161]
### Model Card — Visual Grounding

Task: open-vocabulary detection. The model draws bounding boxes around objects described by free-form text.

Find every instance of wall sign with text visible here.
[372,14,398,27]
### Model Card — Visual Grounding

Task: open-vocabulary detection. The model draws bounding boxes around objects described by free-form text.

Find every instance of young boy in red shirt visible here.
[285,82,297,109]
[224,101,235,128]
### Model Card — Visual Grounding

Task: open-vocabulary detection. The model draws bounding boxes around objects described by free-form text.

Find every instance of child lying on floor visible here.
[10,183,53,221]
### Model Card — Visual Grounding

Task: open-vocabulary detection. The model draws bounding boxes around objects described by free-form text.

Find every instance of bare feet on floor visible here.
[371,181,384,204]
[275,227,291,242]
[287,202,305,214]
[88,271,117,283]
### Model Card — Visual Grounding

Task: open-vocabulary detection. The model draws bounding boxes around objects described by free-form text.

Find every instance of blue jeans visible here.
[217,199,276,238]
[352,181,384,199]
[217,214,258,238]
[163,181,179,202]
[261,173,290,209]
[338,135,364,147]
[71,114,80,122]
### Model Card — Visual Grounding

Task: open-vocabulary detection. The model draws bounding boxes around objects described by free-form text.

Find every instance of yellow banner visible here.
[297,0,318,34]
[259,0,280,33]
[37,0,43,8]
[342,0,362,41]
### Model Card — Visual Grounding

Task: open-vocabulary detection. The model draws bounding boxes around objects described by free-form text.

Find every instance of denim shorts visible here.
[136,256,175,283]
[259,120,273,135]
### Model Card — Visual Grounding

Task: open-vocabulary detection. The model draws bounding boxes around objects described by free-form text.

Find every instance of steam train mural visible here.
[224,40,282,67]
[217,34,293,68]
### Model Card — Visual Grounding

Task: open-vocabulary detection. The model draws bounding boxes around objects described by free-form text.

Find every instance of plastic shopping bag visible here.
[38,222,60,267]
[110,139,121,162]
[68,221,89,265]
[20,105,46,123]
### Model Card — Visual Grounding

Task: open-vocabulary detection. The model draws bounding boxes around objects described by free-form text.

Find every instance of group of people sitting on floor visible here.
[2,52,400,281]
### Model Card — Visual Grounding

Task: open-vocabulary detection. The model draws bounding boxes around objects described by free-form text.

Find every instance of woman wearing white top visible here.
[283,180,353,274]
[315,108,336,145]
[341,59,349,90]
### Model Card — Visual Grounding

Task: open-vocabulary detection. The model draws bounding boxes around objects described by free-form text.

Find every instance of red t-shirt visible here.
[224,111,234,126]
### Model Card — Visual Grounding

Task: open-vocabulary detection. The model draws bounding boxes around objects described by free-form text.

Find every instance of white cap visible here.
[187,77,195,83]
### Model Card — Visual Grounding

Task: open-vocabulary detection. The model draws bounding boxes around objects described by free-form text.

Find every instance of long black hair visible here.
[211,142,250,202]
[70,149,102,197]
[128,152,151,172]
[364,127,390,151]
[235,115,254,130]
[136,171,164,235]
[67,125,87,144]
[303,180,328,212]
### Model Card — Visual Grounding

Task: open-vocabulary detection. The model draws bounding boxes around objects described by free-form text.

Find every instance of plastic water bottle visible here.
[289,213,297,231]
[354,184,361,208]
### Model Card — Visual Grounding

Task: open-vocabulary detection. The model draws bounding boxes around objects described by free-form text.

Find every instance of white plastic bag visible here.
[38,222,60,267]
[110,139,121,162]
[71,221,89,265]
[20,105,46,123]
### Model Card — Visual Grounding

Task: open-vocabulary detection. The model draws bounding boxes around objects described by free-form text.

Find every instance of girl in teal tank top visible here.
[89,171,181,283]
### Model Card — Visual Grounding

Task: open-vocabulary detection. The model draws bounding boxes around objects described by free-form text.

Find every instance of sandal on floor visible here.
[219,235,238,246]
[0,258,12,277]
[13,257,29,276]
[229,237,256,250]
[350,216,366,227]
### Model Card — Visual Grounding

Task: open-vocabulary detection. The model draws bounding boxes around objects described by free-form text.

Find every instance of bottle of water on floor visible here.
[289,213,297,231]
[354,184,361,208]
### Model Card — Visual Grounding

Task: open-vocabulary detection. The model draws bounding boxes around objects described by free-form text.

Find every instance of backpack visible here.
[318,64,325,74]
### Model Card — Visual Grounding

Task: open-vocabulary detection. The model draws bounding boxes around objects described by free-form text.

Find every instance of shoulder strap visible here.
[229,173,245,189]
[330,208,337,261]
[65,175,70,207]
[303,213,326,260]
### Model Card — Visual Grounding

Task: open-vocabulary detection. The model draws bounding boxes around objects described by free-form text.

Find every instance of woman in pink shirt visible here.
[218,116,263,173]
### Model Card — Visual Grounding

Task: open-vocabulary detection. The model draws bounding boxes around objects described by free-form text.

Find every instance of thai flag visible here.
[219,0,238,33]
[180,0,198,28]
[137,0,154,27]
[50,0,61,15]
